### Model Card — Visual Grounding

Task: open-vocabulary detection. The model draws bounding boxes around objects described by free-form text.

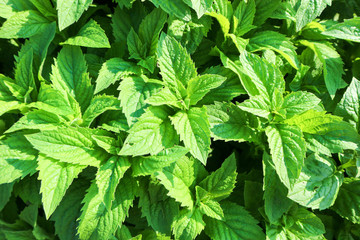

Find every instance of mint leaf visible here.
[294,0,331,31]
[199,153,237,201]
[120,106,178,156]
[207,101,259,142]
[322,17,360,42]
[183,0,213,18]
[282,91,321,118]
[57,0,92,30]
[61,19,110,48]
[172,208,205,240]
[94,58,141,94]
[288,154,343,210]
[0,10,51,38]
[149,0,191,21]
[233,0,256,36]
[265,124,306,189]
[51,46,93,112]
[37,155,86,219]
[14,42,35,96]
[204,201,265,240]
[118,76,162,126]
[170,107,211,164]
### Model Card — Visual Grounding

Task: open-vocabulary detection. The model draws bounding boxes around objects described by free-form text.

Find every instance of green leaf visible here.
[0,100,24,117]
[29,0,57,19]
[199,153,237,201]
[120,106,178,156]
[146,86,184,109]
[294,0,331,31]
[300,40,347,98]
[334,78,360,131]
[138,8,167,56]
[61,19,110,48]
[170,107,211,164]
[0,182,14,211]
[26,127,109,167]
[322,17,360,42]
[282,91,321,118]
[37,155,86,219]
[155,156,197,209]
[233,0,256,36]
[204,201,265,240]
[82,95,121,127]
[238,95,271,119]
[157,34,197,99]
[51,179,88,240]
[207,101,259,142]
[78,175,136,240]
[263,152,293,224]
[119,75,163,126]
[57,0,93,31]
[332,178,360,224]
[248,31,299,69]
[196,186,224,220]
[0,134,38,184]
[95,156,130,210]
[51,46,93,112]
[186,74,226,106]
[138,180,179,235]
[172,208,205,240]
[94,58,141,94]
[92,134,119,155]
[285,110,360,153]
[253,0,281,26]
[111,6,131,43]
[127,28,146,60]
[265,124,306,189]
[288,154,343,210]
[14,42,35,95]
[183,0,213,18]
[0,75,18,101]
[206,11,230,35]
[131,146,189,177]
[6,110,63,133]
[0,10,51,38]
[149,0,191,21]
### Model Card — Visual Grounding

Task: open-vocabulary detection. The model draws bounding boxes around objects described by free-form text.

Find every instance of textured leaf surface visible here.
[294,0,331,31]
[282,91,321,118]
[322,17,360,42]
[37,155,86,219]
[149,0,191,21]
[61,19,110,48]
[265,124,306,189]
[204,201,265,240]
[57,0,93,30]
[170,107,211,164]
[172,208,205,240]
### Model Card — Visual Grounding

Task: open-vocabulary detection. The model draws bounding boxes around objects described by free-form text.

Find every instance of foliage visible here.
[0,0,360,239]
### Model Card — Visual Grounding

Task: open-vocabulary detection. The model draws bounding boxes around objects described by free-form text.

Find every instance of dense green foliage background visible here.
[0,0,360,239]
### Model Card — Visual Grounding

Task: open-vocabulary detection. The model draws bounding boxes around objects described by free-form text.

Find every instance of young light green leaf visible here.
[183,0,213,18]
[149,0,191,21]
[146,86,185,109]
[265,124,306,189]
[94,58,141,94]
[51,179,89,240]
[51,46,93,112]
[82,95,121,127]
[92,135,119,155]
[29,0,57,19]
[37,155,86,219]
[199,153,237,201]
[248,31,299,69]
[282,91,321,118]
[26,127,110,167]
[0,134,38,184]
[120,106,178,156]
[294,0,331,31]
[5,110,62,133]
[334,77,360,131]
[0,100,24,117]
[131,146,189,177]
[14,42,35,95]
[172,208,205,240]
[119,76,163,126]
[57,0,93,30]
[186,74,226,106]
[238,95,271,119]
[157,34,197,99]
[61,19,110,48]
[96,156,130,210]
[288,154,343,210]
[78,175,136,240]
[300,40,347,98]
[170,107,211,164]
[322,17,360,42]
[263,152,293,224]
[0,10,51,38]
[233,0,256,36]
[207,101,259,142]
[196,186,224,220]
[332,178,360,224]
[204,201,265,240]
[155,156,198,209]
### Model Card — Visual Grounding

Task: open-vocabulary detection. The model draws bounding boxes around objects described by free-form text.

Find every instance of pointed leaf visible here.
[172,208,205,240]
[57,0,92,30]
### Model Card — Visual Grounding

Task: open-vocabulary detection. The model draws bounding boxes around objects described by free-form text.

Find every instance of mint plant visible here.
[0,0,360,239]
